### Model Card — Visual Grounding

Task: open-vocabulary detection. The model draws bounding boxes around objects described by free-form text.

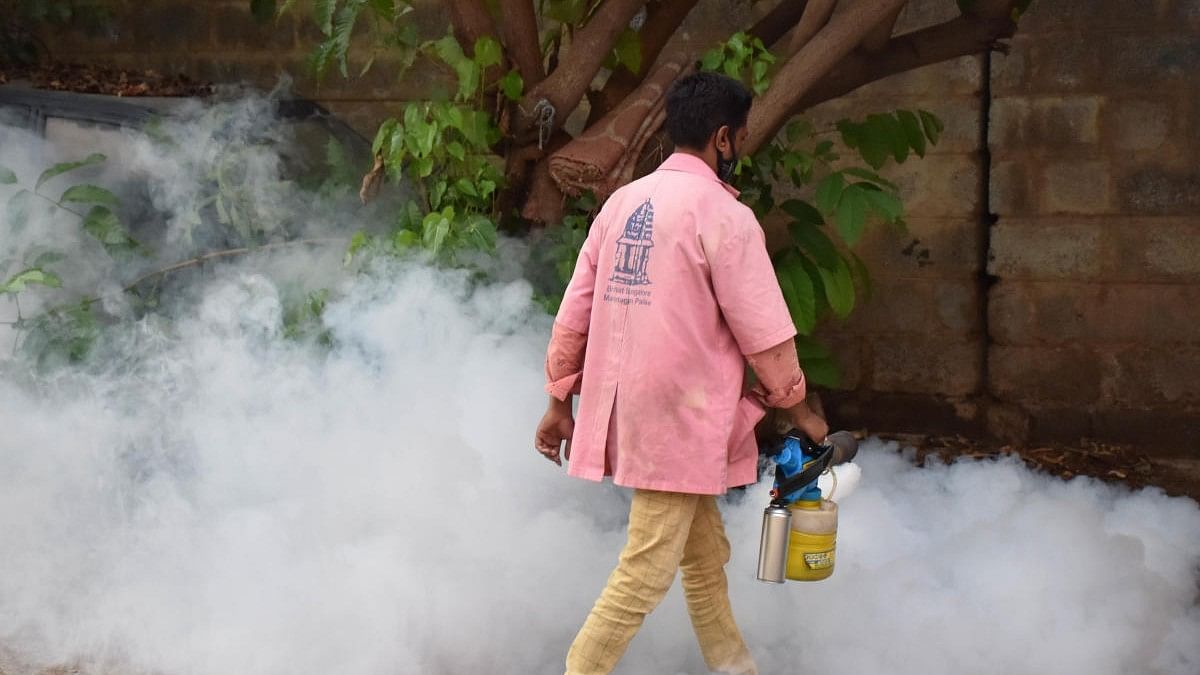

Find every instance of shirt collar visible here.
[657,152,740,197]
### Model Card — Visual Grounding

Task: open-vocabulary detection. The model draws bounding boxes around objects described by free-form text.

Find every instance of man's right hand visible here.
[787,400,829,445]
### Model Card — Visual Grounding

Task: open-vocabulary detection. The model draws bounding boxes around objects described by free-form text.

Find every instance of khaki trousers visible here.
[565,489,758,675]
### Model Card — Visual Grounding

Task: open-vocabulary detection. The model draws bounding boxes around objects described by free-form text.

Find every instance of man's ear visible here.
[714,125,731,154]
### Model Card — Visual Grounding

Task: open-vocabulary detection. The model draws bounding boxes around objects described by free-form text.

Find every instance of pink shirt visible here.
[547,153,798,495]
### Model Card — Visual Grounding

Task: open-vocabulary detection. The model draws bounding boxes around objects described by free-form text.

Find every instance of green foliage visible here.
[0,267,62,294]
[343,36,509,268]
[282,288,334,345]
[611,27,642,74]
[530,193,595,314]
[0,155,138,362]
[36,153,106,190]
[284,0,419,82]
[13,300,100,368]
[699,32,776,95]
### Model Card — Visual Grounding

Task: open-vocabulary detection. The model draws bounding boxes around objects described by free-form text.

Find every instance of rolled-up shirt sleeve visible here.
[545,321,588,401]
[746,338,807,409]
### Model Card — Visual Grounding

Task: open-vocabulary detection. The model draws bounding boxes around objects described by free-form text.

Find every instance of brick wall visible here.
[37,0,1200,455]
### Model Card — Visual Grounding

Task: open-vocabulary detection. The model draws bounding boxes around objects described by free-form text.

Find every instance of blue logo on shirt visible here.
[610,199,654,287]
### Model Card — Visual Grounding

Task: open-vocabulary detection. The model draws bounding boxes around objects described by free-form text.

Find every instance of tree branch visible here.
[448,0,499,54]
[744,0,913,154]
[587,0,702,126]
[862,3,903,52]
[516,0,648,141]
[500,0,545,85]
[748,0,812,48]
[795,14,1016,110]
[779,0,837,59]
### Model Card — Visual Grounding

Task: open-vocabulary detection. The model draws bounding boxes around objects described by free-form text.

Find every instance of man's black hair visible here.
[664,72,753,151]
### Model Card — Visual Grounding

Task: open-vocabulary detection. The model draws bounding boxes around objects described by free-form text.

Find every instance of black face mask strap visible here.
[718,131,738,182]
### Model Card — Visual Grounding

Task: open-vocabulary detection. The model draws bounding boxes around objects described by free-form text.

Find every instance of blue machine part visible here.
[773,437,823,504]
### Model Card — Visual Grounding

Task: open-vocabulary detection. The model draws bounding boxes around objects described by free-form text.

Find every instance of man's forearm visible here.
[545,322,588,401]
[746,339,807,409]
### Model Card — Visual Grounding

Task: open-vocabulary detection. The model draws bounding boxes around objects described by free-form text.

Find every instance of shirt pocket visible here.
[727,395,766,464]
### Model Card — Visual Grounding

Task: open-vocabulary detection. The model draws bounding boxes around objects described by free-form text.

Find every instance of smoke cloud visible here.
[1,95,1198,675]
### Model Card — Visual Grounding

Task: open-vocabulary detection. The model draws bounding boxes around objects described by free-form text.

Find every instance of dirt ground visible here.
[871,431,1200,501]
[0,62,213,97]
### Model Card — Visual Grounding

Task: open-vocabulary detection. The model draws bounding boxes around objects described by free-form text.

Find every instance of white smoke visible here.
[1,97,1198,675]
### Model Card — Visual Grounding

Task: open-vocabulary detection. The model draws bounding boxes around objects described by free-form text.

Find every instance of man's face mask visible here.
[716,131,739,184]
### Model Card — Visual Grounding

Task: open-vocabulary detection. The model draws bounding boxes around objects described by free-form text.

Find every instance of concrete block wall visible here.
[987,0,1200,452]
[806,0,992,435]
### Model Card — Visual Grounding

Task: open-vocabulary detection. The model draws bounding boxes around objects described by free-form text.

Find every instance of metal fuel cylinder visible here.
[756,503,792,583]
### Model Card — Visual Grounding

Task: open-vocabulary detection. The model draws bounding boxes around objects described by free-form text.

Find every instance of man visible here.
[534,72,829,675]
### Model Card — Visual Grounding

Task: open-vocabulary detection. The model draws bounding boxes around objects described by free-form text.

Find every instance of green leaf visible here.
[857,117,892,169]
[473,36,503,69]
[0,165,16,184]
[785,119,812,145]
[846,250,873,301]
[36,153,105,190]
[32,251,65,268]
[331,2,362,78]
[788,220,841,271]
[814,172,844,214]
[896,109,927,158]
[727,32,748,60]
[393,229,417,249]
[6,189,31,231]
[752,59,768,85]
[313,0,336,34]
[454,178,478,197]
[430,179,447,208]
[834,184,868,244]
[700,48,723,72]
[367,0,394,19]
[431,37,483,98]
[780,199,823,227]
[798,355,841,388]
[862,187,903,223]
[841,167,897,191]
[775,252,817,335]
[818,257,855,318]
[372,118,398,156]
[60,184,119,208]
[919,109,944,145]
[544,0,587,24]
[423,213,451,254]
[82,206,141,253]
[793,335,832,361]
[499,70,524,101]
[414,156,434,178]
[613,27,642,73]
[0,268,62,294]
[465,216,497,250]
[447,141,466,161]
[880,113,910,163]
[250,0,276,23]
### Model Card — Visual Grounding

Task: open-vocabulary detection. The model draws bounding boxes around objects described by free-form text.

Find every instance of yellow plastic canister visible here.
[785,499,838,581]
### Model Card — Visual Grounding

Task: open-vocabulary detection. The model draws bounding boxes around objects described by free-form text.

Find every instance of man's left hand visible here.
[535,398,575,466]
